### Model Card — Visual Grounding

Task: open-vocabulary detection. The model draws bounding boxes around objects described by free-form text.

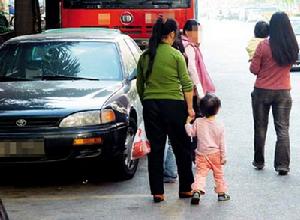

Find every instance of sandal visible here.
[153,194,164,203]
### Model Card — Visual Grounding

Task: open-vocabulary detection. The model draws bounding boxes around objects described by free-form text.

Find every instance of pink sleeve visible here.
[185,121,197,137]
[250,41,263,75]
[219,126,226,160]
[185,45,201,85]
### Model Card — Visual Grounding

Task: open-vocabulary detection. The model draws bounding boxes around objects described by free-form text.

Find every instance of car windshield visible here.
[0,41,122,81]
[291,20,300,35]
[63,0,191,9]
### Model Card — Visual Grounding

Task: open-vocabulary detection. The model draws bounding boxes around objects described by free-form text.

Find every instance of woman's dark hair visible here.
[146,17,178,77]
[172,31,185,54]
[183,19,200,35]
[269,12,299,66]
[200,93,221,118]
[254,21,269,38]
[172,31,188,65]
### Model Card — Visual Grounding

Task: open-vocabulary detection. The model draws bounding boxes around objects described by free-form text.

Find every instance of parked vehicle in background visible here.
[0,28,142,180]
[240,6,278,22]
[290,17,300,71]
[61,0,198,48]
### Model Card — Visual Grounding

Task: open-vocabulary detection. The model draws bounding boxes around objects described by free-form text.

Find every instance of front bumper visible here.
[0,123,128,164]
[292,59,300,70]
[291,53,300,70]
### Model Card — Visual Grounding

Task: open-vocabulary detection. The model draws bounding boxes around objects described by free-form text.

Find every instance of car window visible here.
[0,41,122,81]
[118,39,137,76]
[124,38,141,62]
[0,44,23,77]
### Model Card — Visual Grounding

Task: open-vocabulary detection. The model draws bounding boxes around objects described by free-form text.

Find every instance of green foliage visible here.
[42,43,81,77]
[0,13,9,34]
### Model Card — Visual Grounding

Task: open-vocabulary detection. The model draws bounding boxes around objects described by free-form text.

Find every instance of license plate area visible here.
[0,140,45,157]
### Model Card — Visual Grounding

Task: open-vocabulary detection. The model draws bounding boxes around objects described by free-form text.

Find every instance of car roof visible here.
[6,28,125,43]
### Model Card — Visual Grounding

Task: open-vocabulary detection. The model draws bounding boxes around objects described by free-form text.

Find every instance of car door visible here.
[118,37,142,126]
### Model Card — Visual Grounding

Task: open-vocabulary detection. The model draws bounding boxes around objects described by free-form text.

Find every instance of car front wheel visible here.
[114,119,139,180]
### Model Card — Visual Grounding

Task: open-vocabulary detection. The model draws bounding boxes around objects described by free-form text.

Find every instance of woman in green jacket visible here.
[137,17,194,203]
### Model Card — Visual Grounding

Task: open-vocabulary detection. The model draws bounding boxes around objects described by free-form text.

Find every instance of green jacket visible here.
[137,43,193,101]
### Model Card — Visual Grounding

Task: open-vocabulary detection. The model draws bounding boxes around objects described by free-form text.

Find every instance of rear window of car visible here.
[0,41,122,81]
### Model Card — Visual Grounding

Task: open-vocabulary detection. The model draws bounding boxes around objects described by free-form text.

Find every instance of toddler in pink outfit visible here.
[185,93,230,205]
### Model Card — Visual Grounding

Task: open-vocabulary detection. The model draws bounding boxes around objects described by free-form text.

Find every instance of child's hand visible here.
[186,116,193,124]
[188,108,195,119]
[221,158,227,165]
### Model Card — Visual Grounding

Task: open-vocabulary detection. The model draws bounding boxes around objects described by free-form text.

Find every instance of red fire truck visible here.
[60,0,198,47]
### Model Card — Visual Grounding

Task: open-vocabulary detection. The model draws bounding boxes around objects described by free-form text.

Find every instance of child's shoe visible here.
[191,191,201,205]
[218,193,230,201]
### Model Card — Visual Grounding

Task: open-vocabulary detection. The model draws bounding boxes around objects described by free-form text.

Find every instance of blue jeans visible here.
[164,138,177,181]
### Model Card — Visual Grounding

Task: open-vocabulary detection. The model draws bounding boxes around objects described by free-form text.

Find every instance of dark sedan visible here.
[0,28,142,179]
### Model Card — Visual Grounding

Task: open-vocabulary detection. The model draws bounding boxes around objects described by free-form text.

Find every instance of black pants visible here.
[191,96,201,161]
[143,100,194,195]
[251,88,292,171]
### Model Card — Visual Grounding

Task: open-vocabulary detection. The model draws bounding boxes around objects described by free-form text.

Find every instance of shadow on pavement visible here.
[0,161,119,187]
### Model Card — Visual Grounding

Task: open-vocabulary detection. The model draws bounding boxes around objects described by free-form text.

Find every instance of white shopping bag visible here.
[131,122,150,160]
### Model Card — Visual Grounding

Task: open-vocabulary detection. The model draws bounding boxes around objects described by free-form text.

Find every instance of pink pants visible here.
[192,152,227,194]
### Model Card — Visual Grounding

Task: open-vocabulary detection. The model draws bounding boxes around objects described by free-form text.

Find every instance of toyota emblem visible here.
[121,12,134,24]
[16,119,27,127]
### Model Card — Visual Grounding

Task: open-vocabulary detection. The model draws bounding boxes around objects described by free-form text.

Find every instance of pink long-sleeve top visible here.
[182,35,215,98]
[250,39,291,90]
[185,117,226,159]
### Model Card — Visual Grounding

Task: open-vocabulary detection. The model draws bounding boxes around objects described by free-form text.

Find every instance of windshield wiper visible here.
[139,0,173,6]
[37,75,100,81]
[98,1,124,6]
[152,0,173,6]
[0,76,32,81]
[139,0,151,5]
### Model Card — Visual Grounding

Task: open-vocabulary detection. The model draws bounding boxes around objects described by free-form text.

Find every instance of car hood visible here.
[0,80,122,116]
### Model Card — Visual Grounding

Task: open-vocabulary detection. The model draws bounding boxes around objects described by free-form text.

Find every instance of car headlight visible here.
[59,109,116,128]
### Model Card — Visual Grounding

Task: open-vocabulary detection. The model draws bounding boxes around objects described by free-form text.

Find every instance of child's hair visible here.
[183,19,200,35]
[254,21,269,38]
[200,93,221,118]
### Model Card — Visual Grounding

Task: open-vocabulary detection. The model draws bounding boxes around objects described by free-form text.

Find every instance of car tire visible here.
[114,118,139,180]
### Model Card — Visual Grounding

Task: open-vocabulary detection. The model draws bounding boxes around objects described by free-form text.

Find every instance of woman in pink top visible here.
[182,20,215,111]
[185,93,230,205]
[250,12,299,175]
[182,20,216,163]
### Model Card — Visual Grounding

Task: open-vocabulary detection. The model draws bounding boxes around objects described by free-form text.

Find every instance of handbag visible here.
[131,122,150,160]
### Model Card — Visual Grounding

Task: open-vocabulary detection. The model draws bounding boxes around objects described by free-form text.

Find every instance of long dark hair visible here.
[172,31,185,54]
[269,12,299,66]
[183,19,200,35]
[146,17,178,76]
